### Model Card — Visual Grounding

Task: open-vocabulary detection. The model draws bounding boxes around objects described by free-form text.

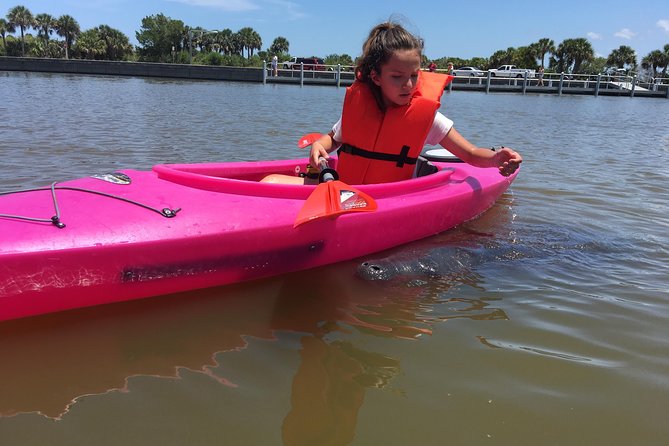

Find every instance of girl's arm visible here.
[439,128,522,177]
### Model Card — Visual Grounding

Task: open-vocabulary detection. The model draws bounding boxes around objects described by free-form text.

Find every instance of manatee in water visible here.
[357,245,489,281]
[356,223,615,283]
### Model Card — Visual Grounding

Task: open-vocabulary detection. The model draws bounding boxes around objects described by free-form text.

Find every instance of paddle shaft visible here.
[318,157,338,183]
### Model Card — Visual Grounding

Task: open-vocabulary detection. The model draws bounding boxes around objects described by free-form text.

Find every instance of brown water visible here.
[1,71,668,445]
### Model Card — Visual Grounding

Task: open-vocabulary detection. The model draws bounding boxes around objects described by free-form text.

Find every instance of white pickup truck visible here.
[489,65,536,78]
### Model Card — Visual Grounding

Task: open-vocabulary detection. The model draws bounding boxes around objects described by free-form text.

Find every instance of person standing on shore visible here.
[308,21,522,184]
[272,55,278,76]
[537,66,544,86]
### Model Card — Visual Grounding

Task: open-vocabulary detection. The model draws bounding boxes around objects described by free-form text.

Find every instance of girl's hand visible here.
[310,142,330,168]
[495,147,523,176]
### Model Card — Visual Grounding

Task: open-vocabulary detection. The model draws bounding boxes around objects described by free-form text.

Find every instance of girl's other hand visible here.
[495,147,523,176]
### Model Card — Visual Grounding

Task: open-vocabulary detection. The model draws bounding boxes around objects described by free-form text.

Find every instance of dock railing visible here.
[440,69,669,98]
[262,61,668,98]
[263,61,355,86]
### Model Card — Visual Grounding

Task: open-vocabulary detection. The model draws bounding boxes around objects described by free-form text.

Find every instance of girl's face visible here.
[371,49,422,107]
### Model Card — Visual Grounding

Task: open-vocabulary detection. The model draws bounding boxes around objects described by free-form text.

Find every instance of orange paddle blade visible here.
[294,180,377,227]
[297,132,323,149]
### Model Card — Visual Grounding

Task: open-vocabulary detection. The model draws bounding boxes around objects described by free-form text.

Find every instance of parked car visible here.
[452,66,484,77]
[283,57,326,71]
[489,65,536,78]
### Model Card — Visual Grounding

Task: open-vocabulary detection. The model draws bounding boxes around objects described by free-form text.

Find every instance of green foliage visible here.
[470,57,489,70]
[489,48,516,68]
[514,46,539,69]
[553,38,594,73]
[2,35,22,56]
[579,57,607,75]
[76,28,106,59]
[195,51,225,65]
[29,36,64,58]
[72,25,132,60]
[607,45,637,69]
[237,26,262,58]
[192,51,261,67]
[324,53,353,67]
[136,13,185,62]
[7,4,33,56]
[269,36,289,55]
[641,50,669,77]
[55,15,80,59]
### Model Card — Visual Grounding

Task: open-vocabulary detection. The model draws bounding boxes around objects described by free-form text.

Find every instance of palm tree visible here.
[213,28,233,55]
[535,38,555,68]
[607,45,636,70]
[34,13,55,56]
[55,15,80,59]
[7,5,34,57]
[237,27,261,58]
[556,38,594,73]
[0,18,16,51]
[249,30,262,58]
[269,36,289,55]
[76,28,105,59]
[34,13,54,40]
[95,25,132,60]
[643,48,669,77]
[489,47,516,68]
[641,50,668,77]
[231,32,243,56]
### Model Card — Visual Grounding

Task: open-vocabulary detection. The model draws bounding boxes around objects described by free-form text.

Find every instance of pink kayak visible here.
[0,154,518,321]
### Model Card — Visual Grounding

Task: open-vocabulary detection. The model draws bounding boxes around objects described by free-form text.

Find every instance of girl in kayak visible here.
[309,21,522,184]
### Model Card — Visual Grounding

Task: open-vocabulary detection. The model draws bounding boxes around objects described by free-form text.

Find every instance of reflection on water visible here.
[0,257,449,421]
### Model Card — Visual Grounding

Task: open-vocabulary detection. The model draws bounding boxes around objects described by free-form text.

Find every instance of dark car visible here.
[285,57,326,71]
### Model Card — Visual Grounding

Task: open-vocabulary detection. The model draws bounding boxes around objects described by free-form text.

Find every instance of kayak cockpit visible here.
[153,158,455,199]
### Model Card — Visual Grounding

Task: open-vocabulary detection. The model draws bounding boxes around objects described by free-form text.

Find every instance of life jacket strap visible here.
[338,143,417,167]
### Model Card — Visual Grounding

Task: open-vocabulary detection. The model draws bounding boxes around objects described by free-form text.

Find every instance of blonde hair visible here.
[355,22,424,110]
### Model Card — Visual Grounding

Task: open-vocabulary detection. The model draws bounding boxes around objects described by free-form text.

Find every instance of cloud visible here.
[658,19,669,33]
[265,0,306,20]
[587,32,602,40]
[168,0,260,12]
[614,28,636,39]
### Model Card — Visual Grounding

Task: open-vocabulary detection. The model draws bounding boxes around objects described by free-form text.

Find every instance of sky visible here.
[3,0,669,61]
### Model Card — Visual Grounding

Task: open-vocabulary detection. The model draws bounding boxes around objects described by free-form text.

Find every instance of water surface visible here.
[1,71,668,445]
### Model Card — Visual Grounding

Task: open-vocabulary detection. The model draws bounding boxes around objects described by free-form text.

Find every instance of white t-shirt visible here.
[331,111,454,147]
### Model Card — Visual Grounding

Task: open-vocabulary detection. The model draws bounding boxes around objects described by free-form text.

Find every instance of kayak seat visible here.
[414,156,439,178]
[260,174,306,185]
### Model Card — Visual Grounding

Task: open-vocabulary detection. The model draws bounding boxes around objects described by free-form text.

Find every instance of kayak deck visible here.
[0,157,517,321]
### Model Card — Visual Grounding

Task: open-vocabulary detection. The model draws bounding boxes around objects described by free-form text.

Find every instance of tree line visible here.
[434,37,669,80]
[1,4,668,79]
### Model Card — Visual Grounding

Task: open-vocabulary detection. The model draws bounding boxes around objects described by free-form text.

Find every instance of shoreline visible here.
[2,56,667,99]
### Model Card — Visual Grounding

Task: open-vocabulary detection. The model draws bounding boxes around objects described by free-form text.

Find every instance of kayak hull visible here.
[1,157,517,321]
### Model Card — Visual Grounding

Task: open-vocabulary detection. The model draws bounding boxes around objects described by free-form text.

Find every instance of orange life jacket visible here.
[337,71,452,184]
